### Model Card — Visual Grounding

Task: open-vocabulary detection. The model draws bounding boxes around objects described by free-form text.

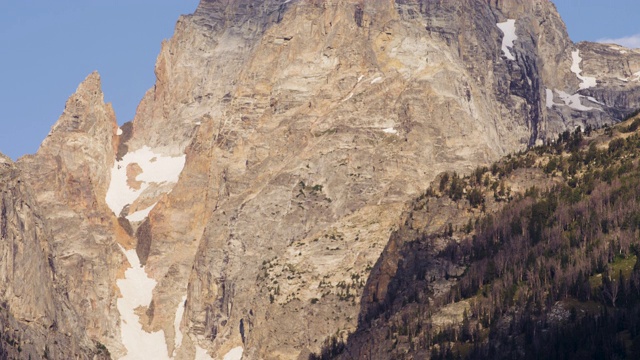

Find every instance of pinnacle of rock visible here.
[45,71,117,138]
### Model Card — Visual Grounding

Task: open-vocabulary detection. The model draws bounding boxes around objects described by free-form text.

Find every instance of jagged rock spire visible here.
[42,71,117,146]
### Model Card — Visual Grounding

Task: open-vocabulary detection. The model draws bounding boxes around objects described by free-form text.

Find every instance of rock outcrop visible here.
[0,154,103,359]
[18,72,128,357]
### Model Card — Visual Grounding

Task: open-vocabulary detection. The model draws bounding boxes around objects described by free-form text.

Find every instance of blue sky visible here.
[1,1,639,160]
[554,0,640,47]
[0,1,198,160]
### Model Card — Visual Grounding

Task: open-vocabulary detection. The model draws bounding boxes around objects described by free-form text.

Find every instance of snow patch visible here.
[125,202,157,222]
[105,146,186,216]
[382,127,398,134]
[571,50,597,89]
[545,89,557,109]
[496,19,517,61]
[195,345,214,360]
[223,347,244,360]
[371,77,383,84]
[556,90,594,111]
[172,296,187,357]
[116,246,170,359]
[117,127,123,136]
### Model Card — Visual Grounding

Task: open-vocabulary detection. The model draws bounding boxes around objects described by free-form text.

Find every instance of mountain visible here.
[334,113,640,359]
[1,0,640,359]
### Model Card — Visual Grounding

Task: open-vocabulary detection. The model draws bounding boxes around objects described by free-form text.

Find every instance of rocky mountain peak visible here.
[16,71,127,356]
[44,71,117,141]
[26,70,118,197]
[0,152,12,165]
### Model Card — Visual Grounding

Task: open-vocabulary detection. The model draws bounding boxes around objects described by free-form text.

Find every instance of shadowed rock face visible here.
[4,1,640,360]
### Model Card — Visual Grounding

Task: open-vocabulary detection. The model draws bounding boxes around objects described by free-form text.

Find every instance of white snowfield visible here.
[105,146,186,217]
[115,251,219,360]
[116,246,170,360]
[571,50,597,90]
[497,19,518,61]
[547,89,601,112]
[555,90,595,111]
[382,127,398,134]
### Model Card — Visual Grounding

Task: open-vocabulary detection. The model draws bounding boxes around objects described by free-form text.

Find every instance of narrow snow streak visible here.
[116,246,170,359]
[105,146,186,216]
[496,19,517,60]
[571,50,597,89]
[172,296,187,357]
[125,202,158,222]
[587,96,604,105]
[383,127,398,134]
[545,89,557,109]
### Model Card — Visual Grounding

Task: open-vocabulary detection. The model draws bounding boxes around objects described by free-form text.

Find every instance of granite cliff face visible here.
[3,1,640,359]
[0,155,104,359]
[18,72,128,357]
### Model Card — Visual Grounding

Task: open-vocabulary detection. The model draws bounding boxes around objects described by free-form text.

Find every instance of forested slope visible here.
[322,111,640,359]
